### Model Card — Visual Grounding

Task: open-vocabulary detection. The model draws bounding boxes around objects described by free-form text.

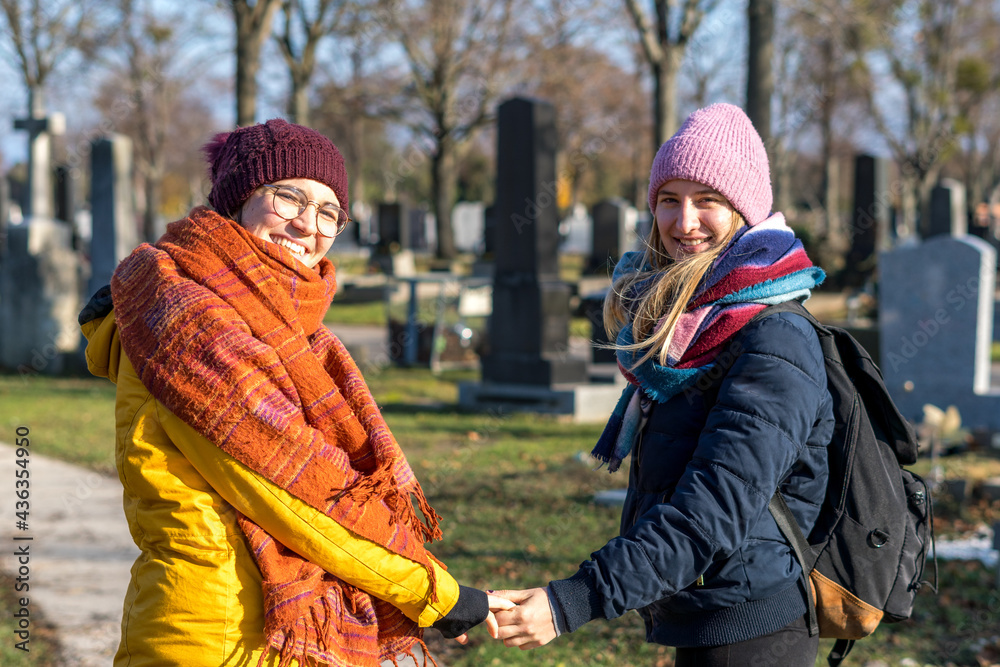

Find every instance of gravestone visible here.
[12,106,65,220]
[453,201,485,253]
[369,202,412,275]
[377,202,408,250]
[88,135,138,299]
[845,155,890,285]
[483,204,497,255]
[559,203,591,254]
[589,198,629,275]
[407,207,430,251]
[635,211,653,250]
[479,97,586,386]
[0,220,81,374]
[926,179,967,238]
[0,104,79,374]
[54,164,78,248]
[879,235,1000,430]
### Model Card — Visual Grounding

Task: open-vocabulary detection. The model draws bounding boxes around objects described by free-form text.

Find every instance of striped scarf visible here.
[592,213,825,472]
[111,207,440,667]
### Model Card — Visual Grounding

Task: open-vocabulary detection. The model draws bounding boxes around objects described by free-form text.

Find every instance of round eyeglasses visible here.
[259,184,351,237]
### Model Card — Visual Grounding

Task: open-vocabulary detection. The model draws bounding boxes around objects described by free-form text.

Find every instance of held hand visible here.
[490,588,557,650]
[485,593,517,639]
[450,593,516,644]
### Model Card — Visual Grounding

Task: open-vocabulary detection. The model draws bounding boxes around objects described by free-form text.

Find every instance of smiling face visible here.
[238,178,338,268]
[654,179,739,261]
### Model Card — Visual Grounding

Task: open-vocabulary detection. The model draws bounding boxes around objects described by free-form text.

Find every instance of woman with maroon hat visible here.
[79,119,508,666]
[492,104,832,666]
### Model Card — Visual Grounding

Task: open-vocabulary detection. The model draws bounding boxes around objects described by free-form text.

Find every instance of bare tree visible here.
[104,0,223,241]
[230,0,282,126]
[950,3,1000,223]
[377,0,518,259]
[0,0,116,115]
[311,5,393,222]
[853,0,968,238]
[520,1,650,208]
[746,0,774,147]
[622,0,719,151]
[273,0,346,126]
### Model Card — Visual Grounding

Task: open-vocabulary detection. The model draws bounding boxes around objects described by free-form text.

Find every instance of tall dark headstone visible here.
[54,164,77,227]
[376,202,408,250]
[926,179,967,239]
[482,204,497,256]
[407,207,429,251]
[588,198,628,275]
[482,97,587,386]
[88,135,138,298]
[845,155,890,285]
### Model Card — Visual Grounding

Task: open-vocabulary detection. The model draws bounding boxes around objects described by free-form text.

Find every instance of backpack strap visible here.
[758,301,859,666]
[768,492,819,638]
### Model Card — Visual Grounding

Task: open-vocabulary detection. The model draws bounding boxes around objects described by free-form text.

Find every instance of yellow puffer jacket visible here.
[81,312,459,667]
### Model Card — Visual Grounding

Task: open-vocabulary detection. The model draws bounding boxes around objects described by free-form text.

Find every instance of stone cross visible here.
[12,111,65,221]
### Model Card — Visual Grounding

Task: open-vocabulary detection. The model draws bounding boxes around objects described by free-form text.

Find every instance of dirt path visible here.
[0,441,136,665]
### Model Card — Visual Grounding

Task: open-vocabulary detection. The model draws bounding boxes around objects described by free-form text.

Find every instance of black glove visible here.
[431,586,489,639]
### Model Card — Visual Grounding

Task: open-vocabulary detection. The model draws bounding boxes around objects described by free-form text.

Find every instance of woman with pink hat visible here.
[493,104,832,666]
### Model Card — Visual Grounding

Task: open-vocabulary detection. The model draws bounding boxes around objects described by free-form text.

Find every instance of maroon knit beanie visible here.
[203,118,349,219]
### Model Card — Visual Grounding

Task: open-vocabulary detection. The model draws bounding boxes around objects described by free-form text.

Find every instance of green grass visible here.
[0,375,117,474]
[324,298,389,326]
[2,370,1000,665]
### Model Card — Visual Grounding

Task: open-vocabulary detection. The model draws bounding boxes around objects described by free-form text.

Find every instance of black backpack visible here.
[752,301,937,667]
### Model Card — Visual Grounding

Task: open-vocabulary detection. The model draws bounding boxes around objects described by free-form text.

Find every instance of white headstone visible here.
[559,203,591,254]
[453,201,485,253]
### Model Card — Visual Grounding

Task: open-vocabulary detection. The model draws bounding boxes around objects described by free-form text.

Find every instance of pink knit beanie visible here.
[647,103,772,226]
[203,118,349,218]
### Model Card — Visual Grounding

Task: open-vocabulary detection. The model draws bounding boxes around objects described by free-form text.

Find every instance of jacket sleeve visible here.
[158,400,462,628]
[549,312,829,632]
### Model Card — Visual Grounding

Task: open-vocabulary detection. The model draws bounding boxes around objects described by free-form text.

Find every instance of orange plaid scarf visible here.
[111,207,441,666]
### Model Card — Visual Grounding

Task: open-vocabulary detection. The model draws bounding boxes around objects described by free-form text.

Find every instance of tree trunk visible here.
[287,71,310,126]
[653,47,683,150]
[232,0,281,127]
[746,0,774,148]
[431,144,457,259]
[235,25,258,126]
[824,152,840,244]
[143,171,162,243]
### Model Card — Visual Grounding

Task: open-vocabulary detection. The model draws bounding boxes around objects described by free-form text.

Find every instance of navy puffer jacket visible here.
[549,310,834,647]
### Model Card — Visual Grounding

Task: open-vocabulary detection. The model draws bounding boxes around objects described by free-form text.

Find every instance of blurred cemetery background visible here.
[2,0,1000,665]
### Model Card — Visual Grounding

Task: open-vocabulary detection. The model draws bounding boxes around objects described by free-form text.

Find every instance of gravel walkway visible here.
[0,441,135,665]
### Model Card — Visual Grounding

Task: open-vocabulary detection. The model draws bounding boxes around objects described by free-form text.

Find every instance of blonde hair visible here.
[604,209,745,368]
